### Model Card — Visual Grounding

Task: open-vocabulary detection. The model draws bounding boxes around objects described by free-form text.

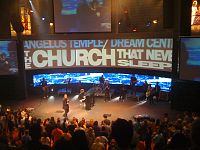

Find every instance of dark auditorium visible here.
[1,0,200,150]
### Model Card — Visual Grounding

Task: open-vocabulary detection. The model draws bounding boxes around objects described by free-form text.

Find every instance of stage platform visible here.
[57,87,115,98]
[3,94,179,123]
[57,87,144,100]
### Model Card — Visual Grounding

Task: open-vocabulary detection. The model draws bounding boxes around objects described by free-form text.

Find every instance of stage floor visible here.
[6,94,179,122]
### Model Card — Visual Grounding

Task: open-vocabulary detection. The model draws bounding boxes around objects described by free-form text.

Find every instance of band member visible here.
[78,89,86,102]
[90,85,96,107]
[104,84,110,102]
[99,75,105,84]
[153,82,161,102]
[146,85,153,104]
[119,84,127,101]
[142,80,148,95]
[40,78,48,98]
[85,95,91,110]
[63,94,69,118]
[64,78,71,93]
[99,75,105,89]
[130,76,137,96]
[90,92,95,107]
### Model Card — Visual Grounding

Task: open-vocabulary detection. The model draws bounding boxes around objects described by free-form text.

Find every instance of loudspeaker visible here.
[10,0,24,33]
[163,0,174,28]
[180,0,192,35]
[159,91,169,101]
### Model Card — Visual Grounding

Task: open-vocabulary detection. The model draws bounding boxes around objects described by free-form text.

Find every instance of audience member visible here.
[0,103,199,150]
[71,129,89,150]
[191,118,200,150]
[110,118,133,149]
[91,136,105,150]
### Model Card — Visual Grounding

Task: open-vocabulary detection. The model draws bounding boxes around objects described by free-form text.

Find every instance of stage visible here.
[4,94,179,122]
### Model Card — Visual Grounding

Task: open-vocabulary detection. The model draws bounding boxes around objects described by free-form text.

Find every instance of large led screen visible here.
[53,0,111,32]
[180,37,200,82]
[33,73,171,91]
[0,40,18,75]
[24,39,173,72]
[118,0,163,32]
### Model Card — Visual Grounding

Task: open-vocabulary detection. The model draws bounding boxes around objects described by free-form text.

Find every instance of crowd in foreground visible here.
[0,105,200,150]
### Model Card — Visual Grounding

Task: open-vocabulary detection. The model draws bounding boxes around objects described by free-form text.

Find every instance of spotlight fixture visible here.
[133,28,137,32]
[50,22,54,26]
[153,20,158,24]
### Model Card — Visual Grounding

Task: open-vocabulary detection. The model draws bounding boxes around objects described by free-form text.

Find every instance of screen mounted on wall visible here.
[180,37,200,82]
[53,0,111,33]
[23,38,173,72]
[118,0,163,32]
[0,40,18,75]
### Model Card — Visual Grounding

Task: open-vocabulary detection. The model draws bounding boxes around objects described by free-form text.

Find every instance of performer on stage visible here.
[99,75,105,89]
[153,82,161,102]
[104,84,110,102]
[63,94,69,118]
[64,78,71,93]
[40,78,48,99]
[142,80,148,95]
[146,85,153,104]
[85,95,91,110]
[119,84,127,101]
[130,76,137,96]
[90,85,96,107]
[78,89,86,103]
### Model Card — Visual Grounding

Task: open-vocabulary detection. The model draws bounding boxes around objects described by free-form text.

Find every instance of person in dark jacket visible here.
[63,94,69,119]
